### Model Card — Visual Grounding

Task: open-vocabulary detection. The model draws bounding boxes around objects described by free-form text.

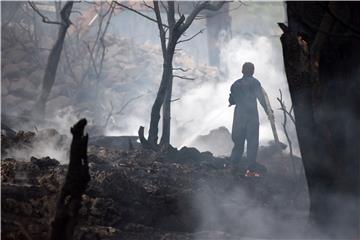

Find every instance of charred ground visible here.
[1,126,307,240]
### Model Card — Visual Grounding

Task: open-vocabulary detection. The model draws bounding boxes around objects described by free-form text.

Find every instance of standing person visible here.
[229,62,273,177]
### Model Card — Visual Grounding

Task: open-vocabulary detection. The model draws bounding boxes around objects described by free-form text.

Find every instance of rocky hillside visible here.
[2,28,220,136]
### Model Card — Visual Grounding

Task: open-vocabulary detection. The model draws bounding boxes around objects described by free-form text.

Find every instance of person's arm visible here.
[255,81,272,117]
[229,93,235,106]
[228,84,235,106]
[261,87,275,120]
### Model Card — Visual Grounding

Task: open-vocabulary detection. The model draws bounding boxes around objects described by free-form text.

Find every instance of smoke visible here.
[3,127,70,164]
[174,4,311,238]
[190,180,328,239]
[2,1,300,158]
[172,35,299,156]
[4,137,69,164]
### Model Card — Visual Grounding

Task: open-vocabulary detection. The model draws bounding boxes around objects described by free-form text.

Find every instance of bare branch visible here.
[194,2,243,21]
[171,98,181,102]
[277,89,295,125]
[96,2,115,76]
[160,1,168,13]
[180,1,226,33]
[177,28,205,44]
[85,42,99,76]
[173,75,195,81]
[289,105,294,115]
[84,1,97,5]
[104,101,114,128]
[173,14,186,35]
[177,3,182,20]
[114,92,150,115]
[80,1,114,86]
[28,1,63,25]
[173,67,190,72]
[277,89,297,177]
[153,1,167,58]
[287,109,295,125]
[113,1,168,28]
[142,1,154,10]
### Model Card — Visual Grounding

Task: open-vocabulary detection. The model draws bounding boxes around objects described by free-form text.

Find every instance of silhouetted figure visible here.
[229,62,273,176]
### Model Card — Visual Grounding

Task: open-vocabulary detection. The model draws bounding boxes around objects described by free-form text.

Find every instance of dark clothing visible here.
[229,75,268,170]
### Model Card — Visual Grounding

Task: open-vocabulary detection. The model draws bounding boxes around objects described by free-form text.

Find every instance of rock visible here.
[192,126,233,156]
[89,136,140,150]
[15,130,36,143]
[30,156,60,169]
[1,158,17,182]
[1,124,17,152]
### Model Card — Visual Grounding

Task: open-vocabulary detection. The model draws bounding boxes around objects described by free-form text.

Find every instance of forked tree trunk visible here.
[145,1,226,148]
[33,1,73,118]
[148,48,175,146]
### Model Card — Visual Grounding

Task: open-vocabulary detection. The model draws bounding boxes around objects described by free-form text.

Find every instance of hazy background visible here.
[2,2,313,238]
[101,2,298,154]
[2,1,299,157]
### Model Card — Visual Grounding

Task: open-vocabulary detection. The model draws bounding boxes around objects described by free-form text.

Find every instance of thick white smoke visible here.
[171,35,299,156]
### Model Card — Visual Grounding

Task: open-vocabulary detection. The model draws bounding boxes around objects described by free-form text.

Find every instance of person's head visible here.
[242,62,255,76]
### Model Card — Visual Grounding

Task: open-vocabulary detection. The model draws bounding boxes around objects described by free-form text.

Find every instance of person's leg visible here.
[231,125,246,166]
[246,120,259,171]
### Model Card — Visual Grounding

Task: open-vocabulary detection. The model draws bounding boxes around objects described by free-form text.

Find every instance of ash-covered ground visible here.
[1,126,309,240]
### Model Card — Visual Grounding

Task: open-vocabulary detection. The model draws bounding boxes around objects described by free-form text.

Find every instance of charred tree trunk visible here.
[280,2,360,237]
[160,74,173,146]
[148,50,175,147]
[50,118,90,240]
[33,1,73,118]
[145,1,226,148]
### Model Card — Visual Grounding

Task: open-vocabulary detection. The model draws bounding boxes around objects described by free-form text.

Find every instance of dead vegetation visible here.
[1,123,307,240]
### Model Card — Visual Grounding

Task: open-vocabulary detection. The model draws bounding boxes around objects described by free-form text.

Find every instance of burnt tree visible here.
[115,1,226,148]
[31,1,73,118]
[50,118,90,240]
[279,2,360,238]
[158,1,226,147]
